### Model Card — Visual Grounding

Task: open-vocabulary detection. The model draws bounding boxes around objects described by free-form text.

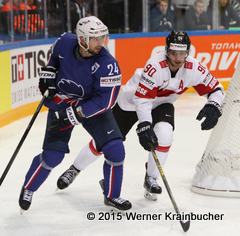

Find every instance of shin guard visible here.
[102,139,125,199]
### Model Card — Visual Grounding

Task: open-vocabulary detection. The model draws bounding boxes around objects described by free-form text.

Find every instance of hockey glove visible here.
[136,121,158,151]
[39,67,57,100]
[48,106,85,133]
[196,101,222,130]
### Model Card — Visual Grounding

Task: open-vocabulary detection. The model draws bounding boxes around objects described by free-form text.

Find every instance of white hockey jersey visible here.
[118,52,223,123]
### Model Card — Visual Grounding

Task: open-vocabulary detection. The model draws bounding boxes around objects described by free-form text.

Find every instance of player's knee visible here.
[102,139,125,165]
[41,149,65,170]
[154,122,173,146]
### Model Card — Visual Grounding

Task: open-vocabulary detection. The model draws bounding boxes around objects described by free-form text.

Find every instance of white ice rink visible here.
[0,93,240,236]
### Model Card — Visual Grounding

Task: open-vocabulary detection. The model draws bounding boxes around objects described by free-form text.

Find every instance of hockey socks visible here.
[73,139,102,170]
[102,139,125,199]
[24,154,51,192]
[103,161,123,198]
[23,150,65,191]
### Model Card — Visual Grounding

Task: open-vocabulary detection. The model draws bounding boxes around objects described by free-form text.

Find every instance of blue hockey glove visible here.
[196,101,222,130]
[39,67,57,100]
[48,106,85,133]
[136,121,158,151]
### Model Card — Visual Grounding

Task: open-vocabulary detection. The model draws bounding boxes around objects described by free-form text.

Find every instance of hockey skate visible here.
[19,186,34,214]
[144,172,162,201]
[57,165,80,190]
[99,179,132,212]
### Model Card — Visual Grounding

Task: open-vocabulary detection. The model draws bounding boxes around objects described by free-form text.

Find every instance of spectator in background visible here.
[1,0,21,11]
[70,0,91,33]
[184,0,211,30]
[152,0,178,25]
[167,0,178,20]
[46,0,68,35]
[1,0,22,33]
[19,0,36,9]
[150,0,175,32]
[19,0,43,33]
[207,0,240,29]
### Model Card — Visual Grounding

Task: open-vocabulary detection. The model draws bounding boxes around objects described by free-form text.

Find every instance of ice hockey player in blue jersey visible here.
[18,16,132,212]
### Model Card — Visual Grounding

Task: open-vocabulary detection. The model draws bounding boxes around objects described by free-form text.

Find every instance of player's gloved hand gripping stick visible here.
[48,106,86,133]
[38,67,57,100]
[136,121,158,151]
[0,90,49,186]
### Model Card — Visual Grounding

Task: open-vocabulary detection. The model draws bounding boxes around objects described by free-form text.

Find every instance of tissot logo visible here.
[100,75,121,87]
[10,45,52,108]
[11,49,51,84]
[140,75,155,86]
[11,54,24,83]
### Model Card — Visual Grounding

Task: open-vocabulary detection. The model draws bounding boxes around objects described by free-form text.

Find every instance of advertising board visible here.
[0,31,240,127]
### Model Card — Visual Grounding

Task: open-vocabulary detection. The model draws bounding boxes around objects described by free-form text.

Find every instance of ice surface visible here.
[0,93,239,236]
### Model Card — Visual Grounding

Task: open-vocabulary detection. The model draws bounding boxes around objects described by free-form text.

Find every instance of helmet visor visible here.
[167,50,188,61]
[89,35,109,46]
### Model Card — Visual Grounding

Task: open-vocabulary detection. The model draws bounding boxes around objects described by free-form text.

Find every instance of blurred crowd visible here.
[1,0,240,40]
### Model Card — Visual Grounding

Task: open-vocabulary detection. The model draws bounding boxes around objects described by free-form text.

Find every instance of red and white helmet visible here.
[76,16,109,51]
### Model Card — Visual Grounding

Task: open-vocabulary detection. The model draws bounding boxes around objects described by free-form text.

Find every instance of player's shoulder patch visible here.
[159,60,168,68]
[91,62,100,74]
[184,61,193,69]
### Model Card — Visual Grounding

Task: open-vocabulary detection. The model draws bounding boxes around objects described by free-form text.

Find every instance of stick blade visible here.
[180,220,190,232]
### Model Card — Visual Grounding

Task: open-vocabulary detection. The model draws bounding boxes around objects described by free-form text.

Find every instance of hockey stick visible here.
[149,143,190,232]
[0,90,49,187]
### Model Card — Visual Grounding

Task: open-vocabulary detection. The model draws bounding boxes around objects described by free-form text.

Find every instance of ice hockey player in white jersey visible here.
[56,31,224,201]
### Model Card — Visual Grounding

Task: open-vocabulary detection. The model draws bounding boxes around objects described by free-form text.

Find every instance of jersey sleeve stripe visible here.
[86,86,118,118]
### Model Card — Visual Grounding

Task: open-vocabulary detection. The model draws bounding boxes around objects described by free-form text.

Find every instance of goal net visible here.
[191,62,240,197]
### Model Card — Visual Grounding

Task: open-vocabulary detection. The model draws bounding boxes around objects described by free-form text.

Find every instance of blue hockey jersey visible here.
[44,32,122,119]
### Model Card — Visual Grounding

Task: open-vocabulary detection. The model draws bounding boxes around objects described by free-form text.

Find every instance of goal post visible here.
[191,61,240,197]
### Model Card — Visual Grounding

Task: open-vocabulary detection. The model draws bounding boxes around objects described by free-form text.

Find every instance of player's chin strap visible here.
[166,55,176,68]
[79,42,94,55]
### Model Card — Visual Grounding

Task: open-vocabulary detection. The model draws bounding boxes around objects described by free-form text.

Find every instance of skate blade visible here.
[144,190,158,201]
[20,208,26,215]
[104,205,128,216]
